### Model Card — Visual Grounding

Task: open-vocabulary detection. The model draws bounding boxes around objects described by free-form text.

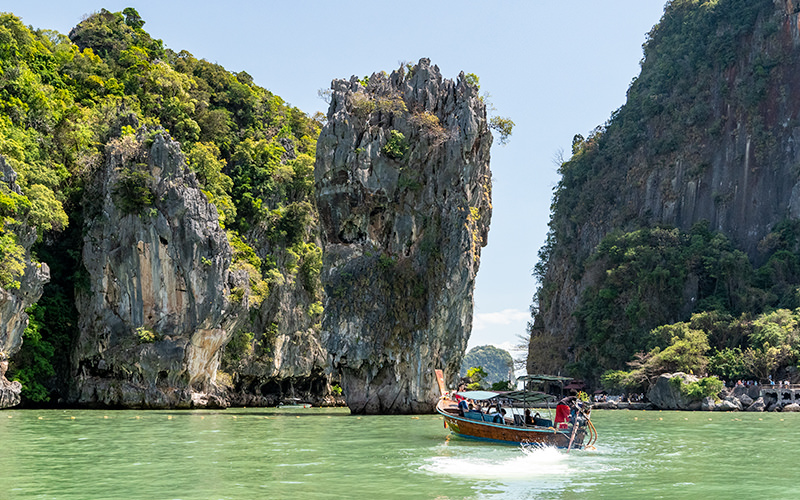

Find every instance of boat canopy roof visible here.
[454,390,557,404]
[503,390,557,404]
[455,390,500,401]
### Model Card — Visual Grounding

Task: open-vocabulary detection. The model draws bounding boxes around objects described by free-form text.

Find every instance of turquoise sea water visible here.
[1,407,798,499]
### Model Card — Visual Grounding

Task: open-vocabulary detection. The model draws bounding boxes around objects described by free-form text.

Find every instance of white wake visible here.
[421,444,569,480]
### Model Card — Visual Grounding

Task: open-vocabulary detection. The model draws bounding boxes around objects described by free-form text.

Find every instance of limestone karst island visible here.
[11,2,800,498]
[0,8,495,414]
[6,0,800,421]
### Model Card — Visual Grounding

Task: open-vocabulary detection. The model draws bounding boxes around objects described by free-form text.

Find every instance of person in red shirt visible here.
[555,397,575,429]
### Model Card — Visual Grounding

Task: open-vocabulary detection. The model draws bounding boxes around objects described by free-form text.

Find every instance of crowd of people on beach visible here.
[592,393,646,403]
[729,378,794,387]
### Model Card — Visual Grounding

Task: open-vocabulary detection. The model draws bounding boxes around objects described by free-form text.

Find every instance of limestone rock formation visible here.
[216,137,332,407]
[647,373,699,410]
[746,397,766,411]
[738,393,754,408]
[72,130,246,408]
[316,59,492,413]
[0,158,50,408]
[531,1,800,378]
[715,398,742,412]
[731,385,761,402]
[223,271,331,406]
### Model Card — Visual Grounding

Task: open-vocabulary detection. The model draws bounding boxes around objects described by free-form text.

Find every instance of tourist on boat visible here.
[492,409,505,424]
[524,409,533,426]
[555,404,570,429]
[458,399,469,416]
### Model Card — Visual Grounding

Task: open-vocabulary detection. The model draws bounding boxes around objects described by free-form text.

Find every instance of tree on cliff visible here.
[463,73,515,145]
[465,366,489,390]
[122,7,144,30]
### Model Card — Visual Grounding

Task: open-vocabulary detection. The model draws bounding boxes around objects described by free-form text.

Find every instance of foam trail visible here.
[422,445,569,480]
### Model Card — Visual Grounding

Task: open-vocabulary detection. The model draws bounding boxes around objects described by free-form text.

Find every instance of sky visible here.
[3,1,669,364]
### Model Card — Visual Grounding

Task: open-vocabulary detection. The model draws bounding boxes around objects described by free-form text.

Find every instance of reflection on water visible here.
[1,408,799,499]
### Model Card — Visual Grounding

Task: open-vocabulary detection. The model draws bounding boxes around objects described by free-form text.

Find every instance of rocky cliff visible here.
[0,10,338,408]
[316,59,492,414]
[222,234,331,406]
[0,157,50,408]
[531,0,800,378]
[72,130,246,408]
[216,137,332,407]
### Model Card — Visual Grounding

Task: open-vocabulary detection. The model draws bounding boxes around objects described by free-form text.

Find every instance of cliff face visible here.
[623,0,800,257]
[316,59,492,414]
[0,158,50,408]
[223,239,331,406]
[72,131,245,408]
[216,138,331,407]
[532,0,800,376]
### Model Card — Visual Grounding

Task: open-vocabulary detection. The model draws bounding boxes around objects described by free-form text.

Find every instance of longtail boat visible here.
[436,384,597,450]
[276,398,312,408]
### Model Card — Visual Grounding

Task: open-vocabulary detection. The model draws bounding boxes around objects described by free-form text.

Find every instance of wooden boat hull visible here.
[437,400,587,448]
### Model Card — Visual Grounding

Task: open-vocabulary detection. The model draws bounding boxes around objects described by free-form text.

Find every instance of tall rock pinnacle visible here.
[315,58,493,414]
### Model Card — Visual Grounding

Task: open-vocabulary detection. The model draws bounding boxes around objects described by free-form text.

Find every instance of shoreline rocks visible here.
[594,372,800,412]
[647,373,698,410]
[0,355,22,409]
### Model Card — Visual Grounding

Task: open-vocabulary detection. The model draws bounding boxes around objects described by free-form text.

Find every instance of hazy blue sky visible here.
[3,1,668,361]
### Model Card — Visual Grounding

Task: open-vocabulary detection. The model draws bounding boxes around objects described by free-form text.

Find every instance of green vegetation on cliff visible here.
[569,222,750,379]
[0,9,322,402]
[542,216,800,386]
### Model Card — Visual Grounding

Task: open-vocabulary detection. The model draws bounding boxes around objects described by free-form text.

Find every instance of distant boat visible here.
[436,386,597,450]
[276,398,312,408]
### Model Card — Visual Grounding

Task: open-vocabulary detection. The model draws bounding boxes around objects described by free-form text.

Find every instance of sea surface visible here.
[1,407,797,499]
